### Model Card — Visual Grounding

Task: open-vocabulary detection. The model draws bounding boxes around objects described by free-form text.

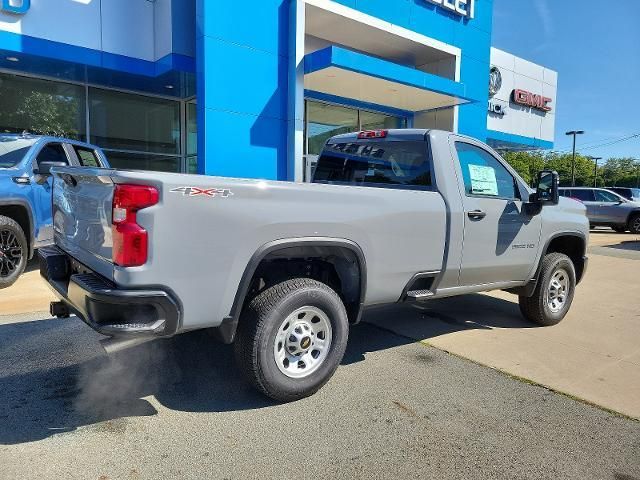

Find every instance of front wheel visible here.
[0,215,28,289]
[519,253,576,326]
[234,278,349,402]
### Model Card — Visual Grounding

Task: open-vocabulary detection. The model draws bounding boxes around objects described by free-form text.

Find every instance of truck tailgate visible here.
[51,167,116,281]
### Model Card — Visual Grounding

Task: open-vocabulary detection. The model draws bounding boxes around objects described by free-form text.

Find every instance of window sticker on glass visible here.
[468,164,498,195]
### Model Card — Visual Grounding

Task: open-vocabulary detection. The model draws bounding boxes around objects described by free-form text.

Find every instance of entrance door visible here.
[453,140,542,286]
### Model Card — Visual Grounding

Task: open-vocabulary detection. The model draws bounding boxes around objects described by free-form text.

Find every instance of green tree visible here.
[502,151,545,185]
[600,158,640,187]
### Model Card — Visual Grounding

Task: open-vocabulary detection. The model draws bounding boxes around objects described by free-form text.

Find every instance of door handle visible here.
[467,210,487,220]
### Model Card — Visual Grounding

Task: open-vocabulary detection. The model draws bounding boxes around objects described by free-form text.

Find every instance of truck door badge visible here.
[170,187,234,198]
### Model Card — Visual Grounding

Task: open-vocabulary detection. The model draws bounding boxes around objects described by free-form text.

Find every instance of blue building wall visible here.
[195,0,291,179]
[332,0,493,141]
[196,0,494,180]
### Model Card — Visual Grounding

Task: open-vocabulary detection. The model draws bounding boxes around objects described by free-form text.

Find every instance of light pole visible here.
[566,130,584,186]
[590,157,602,187]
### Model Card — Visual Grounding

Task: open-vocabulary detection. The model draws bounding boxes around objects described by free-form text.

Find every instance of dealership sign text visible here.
[512,89,552,113]
[1,0,30,14]
[426,0,475,19]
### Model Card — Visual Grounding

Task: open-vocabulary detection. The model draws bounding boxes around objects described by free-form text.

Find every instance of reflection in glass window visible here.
[89,88,180,154]
[454,142,518,199]
[105,152,181,173]
[307,102,358,155]
[0,73,85,139]
[360,110,406,131]
[187,102,198,157]
[314,141,431,189]
[74,147,100,167]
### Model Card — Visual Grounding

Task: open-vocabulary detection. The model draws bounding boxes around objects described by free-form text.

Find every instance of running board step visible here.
[406,289,435,300]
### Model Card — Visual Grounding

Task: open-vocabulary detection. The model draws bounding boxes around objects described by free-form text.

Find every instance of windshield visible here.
[0,136,36,168]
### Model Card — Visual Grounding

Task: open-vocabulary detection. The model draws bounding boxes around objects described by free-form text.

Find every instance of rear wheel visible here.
[628,214,640,234]
[234,278,349,402]
[519,253,576,326]
[0,215,28,289]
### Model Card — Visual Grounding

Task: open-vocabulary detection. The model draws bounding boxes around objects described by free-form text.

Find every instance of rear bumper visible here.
[39,246,181,338]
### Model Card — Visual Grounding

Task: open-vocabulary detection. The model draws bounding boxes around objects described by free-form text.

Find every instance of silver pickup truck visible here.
[40,129,589,401]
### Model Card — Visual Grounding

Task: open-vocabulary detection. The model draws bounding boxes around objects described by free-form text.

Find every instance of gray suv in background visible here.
[559,187,640,233]
[607,187,640,203]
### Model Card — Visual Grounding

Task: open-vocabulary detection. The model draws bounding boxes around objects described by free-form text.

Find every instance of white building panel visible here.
[488,47,558,145]
[0,0,170,61]
[0,0,102,51]
[101,0,155,61]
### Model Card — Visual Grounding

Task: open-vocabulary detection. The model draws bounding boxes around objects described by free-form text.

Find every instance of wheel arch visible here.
[515,232,587,298]
[0,199,35,259]
[212,237,367,344]
[626,209,640,228]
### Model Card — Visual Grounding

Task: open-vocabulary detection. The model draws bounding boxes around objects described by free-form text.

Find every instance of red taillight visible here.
[357,130,388,139]
[112,184,159,267]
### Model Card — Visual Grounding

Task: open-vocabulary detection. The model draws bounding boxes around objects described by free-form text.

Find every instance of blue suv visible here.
[0,134,109,288]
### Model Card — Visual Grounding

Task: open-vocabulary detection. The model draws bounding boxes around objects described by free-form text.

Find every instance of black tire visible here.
[519,253,576,327]
[0,215,28,289]
[612,226,627,233]
[628,214,640,234]
[234,278,349,402]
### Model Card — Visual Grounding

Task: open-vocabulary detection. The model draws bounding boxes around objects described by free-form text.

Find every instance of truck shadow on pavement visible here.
[0,293,530,445]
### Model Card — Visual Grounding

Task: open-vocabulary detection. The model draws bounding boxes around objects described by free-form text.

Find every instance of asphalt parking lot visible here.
[0,230,639,479]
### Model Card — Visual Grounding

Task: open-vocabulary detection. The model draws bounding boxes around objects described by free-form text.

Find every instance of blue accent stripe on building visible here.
[486,129,554,150]
[0,30,194,77]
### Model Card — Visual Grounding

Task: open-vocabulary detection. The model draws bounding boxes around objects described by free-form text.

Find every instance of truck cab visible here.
[0,133,109,288]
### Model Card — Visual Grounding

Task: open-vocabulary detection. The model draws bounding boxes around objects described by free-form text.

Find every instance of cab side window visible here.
[35,143,69,168]
[74,146,100,167]
[454,142,518,199]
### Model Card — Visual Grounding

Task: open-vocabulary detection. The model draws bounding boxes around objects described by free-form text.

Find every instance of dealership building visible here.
[0,0,557,180]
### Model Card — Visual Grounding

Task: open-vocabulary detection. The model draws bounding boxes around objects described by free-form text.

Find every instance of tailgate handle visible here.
[61,173,78,187]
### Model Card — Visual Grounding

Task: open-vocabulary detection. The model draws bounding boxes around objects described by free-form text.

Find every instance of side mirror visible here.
[34,161,67,176]
[531,170,559,206]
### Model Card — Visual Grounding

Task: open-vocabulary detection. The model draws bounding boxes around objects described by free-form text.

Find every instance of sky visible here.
[491,0,640,160]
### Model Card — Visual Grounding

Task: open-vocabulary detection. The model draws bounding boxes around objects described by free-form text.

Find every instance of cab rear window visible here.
[313,140,432,190]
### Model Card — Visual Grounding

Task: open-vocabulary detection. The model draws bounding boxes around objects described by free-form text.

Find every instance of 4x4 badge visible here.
[170,187,234,198]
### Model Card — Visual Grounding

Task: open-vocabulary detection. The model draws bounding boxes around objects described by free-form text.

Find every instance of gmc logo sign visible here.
[512,89,552,113]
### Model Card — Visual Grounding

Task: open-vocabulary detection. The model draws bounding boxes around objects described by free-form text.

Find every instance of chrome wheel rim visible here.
[546,268,570,313]
[632,217,640,232]
[273,306,333,379]
[0,229,23,278]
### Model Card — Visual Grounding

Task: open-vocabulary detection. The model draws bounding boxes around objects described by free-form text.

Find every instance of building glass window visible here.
[305,100,408,156]
[89,88,180,154]
[0,73,86,139]
[186,101,198,173]
[306,102,359,155]
[104,152,182,173]
[360,110,407,131]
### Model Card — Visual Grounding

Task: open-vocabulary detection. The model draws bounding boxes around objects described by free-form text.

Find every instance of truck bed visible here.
[50,167,447,332]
